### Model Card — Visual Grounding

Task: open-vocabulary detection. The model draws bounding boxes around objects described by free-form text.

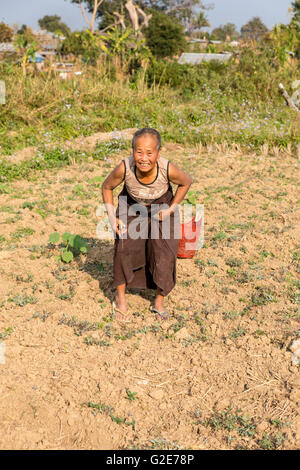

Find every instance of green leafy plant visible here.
[49,231,88,263]
[125,389,138,402]
[0,326,13,339]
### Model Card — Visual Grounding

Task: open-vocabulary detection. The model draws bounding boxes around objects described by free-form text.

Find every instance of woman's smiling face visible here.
[133,134,160,174]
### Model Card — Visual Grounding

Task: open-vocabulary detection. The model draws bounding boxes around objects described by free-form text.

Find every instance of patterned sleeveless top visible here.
[123,155,170,206]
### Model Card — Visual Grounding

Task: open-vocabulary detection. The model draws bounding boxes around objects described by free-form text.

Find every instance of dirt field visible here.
[0,139,299,450]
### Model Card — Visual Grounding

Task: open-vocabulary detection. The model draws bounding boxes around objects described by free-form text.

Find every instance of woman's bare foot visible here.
[116,293,127,313]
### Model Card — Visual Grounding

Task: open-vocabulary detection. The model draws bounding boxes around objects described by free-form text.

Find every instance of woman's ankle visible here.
[116,291,126,306]
[154,295,165,311]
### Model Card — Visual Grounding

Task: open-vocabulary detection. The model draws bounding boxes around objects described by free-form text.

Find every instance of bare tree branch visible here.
[136,6,152,28]
[77,0,104,34]
[113,11,126,30]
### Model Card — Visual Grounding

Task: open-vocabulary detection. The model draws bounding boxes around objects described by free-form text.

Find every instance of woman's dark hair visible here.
[132,128,161,151]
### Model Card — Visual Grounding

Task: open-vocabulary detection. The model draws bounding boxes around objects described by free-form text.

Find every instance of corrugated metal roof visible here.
[178,52,232,65]
[0,43,15,52]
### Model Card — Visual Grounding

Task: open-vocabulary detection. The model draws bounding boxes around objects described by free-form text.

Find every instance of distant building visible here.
[0,43,15,61]
[178,52,232,65]
[0,43,15,53]
[29,52,44,63]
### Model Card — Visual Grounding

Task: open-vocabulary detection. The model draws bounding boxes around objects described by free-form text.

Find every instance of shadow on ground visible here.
[75,237,157,311]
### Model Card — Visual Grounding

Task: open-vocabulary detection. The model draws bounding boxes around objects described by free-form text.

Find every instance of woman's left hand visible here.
[156,208,172,221]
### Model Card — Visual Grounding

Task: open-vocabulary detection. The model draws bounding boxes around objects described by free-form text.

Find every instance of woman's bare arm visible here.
[168,162,192,213]
[102,162,125,235]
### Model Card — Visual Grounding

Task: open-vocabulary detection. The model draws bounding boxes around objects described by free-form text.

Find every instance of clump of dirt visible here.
[0,141,299,450]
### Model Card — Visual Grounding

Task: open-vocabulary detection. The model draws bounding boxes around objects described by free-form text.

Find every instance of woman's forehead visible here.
[134,134,158,148]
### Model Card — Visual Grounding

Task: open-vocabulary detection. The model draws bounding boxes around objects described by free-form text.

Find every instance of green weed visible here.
[229,327,246,338]
[10,227,35,241]
[0,326,13,339]
[8,294,38,306]
[49,231,88,263]
[125,389,138,402]
[250,286,277,306]
[200,408,256,438]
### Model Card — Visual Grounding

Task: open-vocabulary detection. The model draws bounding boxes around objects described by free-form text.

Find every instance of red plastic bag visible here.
[177,215,202,259]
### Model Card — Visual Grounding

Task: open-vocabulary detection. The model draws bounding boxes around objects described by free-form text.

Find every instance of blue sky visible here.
[0,0,294,32]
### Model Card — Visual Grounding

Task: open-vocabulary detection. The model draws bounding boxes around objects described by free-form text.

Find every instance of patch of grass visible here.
[223,311,242,320]
[226,257,243,267]
[83,399,134,428]
[199,408,256,438]
[250,286,277,306]
[22,201,36,210]
[16,273,33,283]
[207,259,218,267]
[84,336,110,346]
[235,271,254,284]
[211,231,227,243]
[259,432,286,450]
[0,147,89,182]
[0,205,14,213]
[58,314,102,335]
[55,286,75,301]
[114,329,138,340]
[10,227,35,241]
[84,401,114,414]
[0,184,12,194]
[125,389,138,402]
[253,329,266,338]
[93,138,127,161]
[194,259,206,268]
[259,250,274,260]
[229,327,246,338]
[180,279,197,287]
[0,326,13,339]
[8,294,38,306]
[32,311,52,322]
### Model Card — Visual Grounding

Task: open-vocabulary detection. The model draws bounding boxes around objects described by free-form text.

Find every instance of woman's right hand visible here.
[110,216,127,237]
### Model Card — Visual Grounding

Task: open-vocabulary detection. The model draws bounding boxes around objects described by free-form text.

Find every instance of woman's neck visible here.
[136,162,158,183]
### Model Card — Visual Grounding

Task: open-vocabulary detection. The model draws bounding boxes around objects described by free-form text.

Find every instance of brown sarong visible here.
[113,184,179,296]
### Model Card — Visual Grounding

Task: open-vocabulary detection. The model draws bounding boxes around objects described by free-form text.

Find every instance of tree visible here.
[71,0,152,33]
[0,22,13,42]
[212,22,239,41]
[291,1,300,24]
[13,34,38,77]
[16,25,38,44]
[195,11,210,32]
[70,0,105,34]
[38,15,71,36]
[165,0,213,35]
[97,0,128,30]
[241,17,268,41]
[60,29,107,62]
[144,10,186,58]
